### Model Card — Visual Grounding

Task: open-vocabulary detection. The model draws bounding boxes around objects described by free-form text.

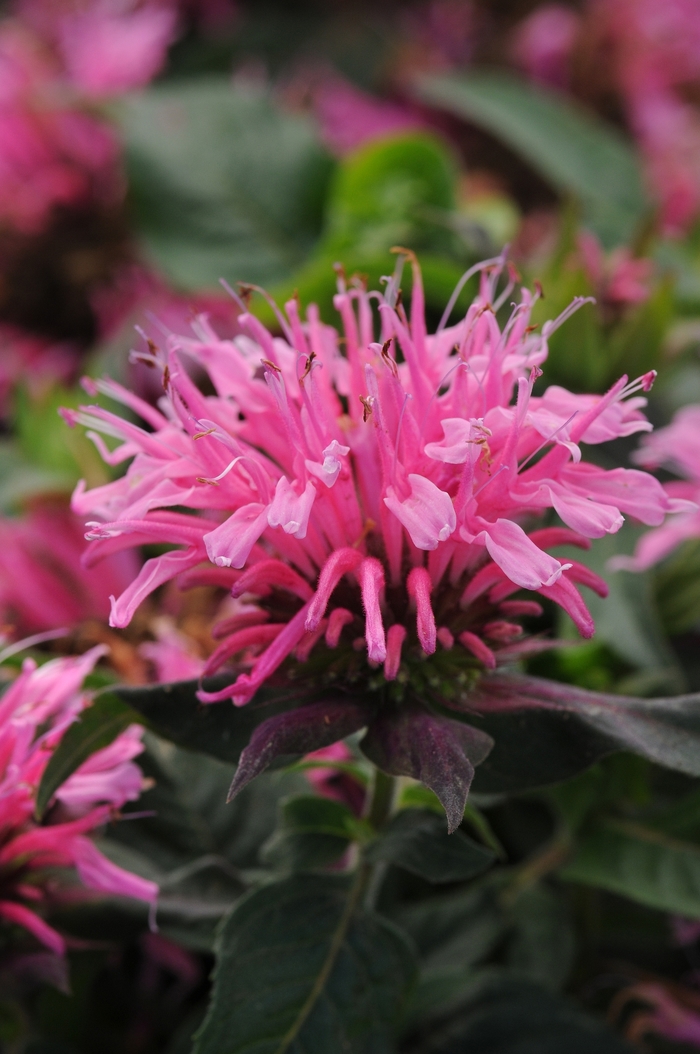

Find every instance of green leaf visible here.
[262,795,362,873]
[367,809,495,884]
[560,819,700,917]
[654,538,700,636]
[463,672,700,794]
[415,71,647,246]
[193,873,416,1054]
[323,133,456,257]
[505,885,575,992]
[35,693,138,819]
[116,78,334,291]
[113,677,307,765]
[404,975,633,1054]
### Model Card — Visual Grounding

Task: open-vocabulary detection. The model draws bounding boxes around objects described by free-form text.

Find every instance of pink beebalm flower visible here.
[576,231,652,309]
[590,0,700,234]
[306,72,425,158]
[0,646,157,956]
[0,502,140,637]
[0,21,121,234]
[612,405,700,572]
[511,4,581,89]
[304,742,365,814]
[65,252,681,711]
[55,3,178,99]
[139,617,205,683]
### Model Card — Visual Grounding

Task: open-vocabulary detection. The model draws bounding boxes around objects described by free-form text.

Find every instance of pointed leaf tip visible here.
[360,705,493,833]
[227,699,369,801]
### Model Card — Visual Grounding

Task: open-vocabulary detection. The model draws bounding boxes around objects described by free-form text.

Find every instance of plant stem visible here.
[361,767,396,910]
[365,766,396,831]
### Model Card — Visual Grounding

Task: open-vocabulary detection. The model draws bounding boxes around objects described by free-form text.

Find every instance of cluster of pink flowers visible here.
[63,254,685,705]
[0,646,157,956]
[513,0,700,234]
[614,404,700,571]
[0,502,139,637]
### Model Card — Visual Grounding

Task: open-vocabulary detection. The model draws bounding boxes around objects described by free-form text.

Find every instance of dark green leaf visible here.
[117,79,333,290]
[459,673,700,794]
[506,886,574,992]
[193,873,416,1054]
[113,677,307,765]
[402,975,633,1054]
[35,693,138,819]
[262,794,361,873]
[560,819,700,917]
[367,809,495,883]
[415,71,647,246]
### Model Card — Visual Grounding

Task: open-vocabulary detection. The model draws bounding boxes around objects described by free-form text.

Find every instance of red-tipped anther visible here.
[459,631,496,669]
[407,566,437,654]
[384,624,407,681]
[306,548,363,631]
[358,557,386,663]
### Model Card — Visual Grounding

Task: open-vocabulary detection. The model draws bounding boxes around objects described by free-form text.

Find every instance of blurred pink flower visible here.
[139,618,205,682]
[309,73,424,157]
[55,4,178,99]
[613,405,700,571]
[577,231,652,308]
[304,742,365,814]
[64,254,682,705]
[0,646,156,956]
[615,982,700,1048]
[0,502,140,636]
[0,22,121,234]
[511,4,581,89]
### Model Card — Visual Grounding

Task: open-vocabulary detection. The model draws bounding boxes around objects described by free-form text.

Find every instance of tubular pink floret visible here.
[563,561,610,598]
[231,559,314,601]
[499,600,544,618]
[459,631,496,669]
[306,548,363,631]
[538,576,595,638]
[202,624,285,677]
[528,527,591,551]
[325,608,354,648]
[407,566,437,654]
[483,620,524,641]
[384,624,407,681]
[296,621,328,663]
[199,604,312,706]
[358,557,387,663]
[437,627,454,650]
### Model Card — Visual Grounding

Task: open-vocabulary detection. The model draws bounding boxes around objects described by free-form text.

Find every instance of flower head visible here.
[67,253,677,711]
[0,646,156,956]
